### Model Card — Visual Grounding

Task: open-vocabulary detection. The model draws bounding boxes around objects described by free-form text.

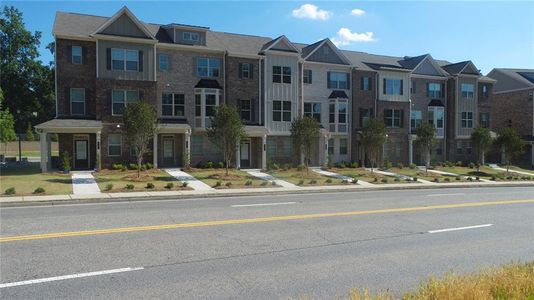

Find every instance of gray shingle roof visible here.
[35,119,102,130]
[487,68,534,92]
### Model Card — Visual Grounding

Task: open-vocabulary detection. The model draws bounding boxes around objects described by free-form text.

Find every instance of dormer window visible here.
[183,32,199,42]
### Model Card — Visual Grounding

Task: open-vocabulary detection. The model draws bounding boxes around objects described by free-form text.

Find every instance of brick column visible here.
[261,134,267,170]
[39,132,48,172]
[153,134,158,168]
[96,131,101,171]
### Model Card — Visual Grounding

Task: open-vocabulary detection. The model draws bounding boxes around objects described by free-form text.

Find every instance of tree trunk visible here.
[225,157,229,176]
[305,160,309,176]
[481,151,485,166]
[425,148,430,175]
[137,155,142,178]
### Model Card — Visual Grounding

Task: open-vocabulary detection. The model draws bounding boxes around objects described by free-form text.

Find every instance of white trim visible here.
[91,6,155,40]
[96,39,99,78]
[69,88,86,116]
[262,35,299,53]
[54,37,58,118]
[156,42,224,53]
[410,74,448,80]
[92,34,156,44]
[493,87,534,94]
[107,133,122,157]
[73,134,90,170]
[302,38,352,65]
[228,52,261,59]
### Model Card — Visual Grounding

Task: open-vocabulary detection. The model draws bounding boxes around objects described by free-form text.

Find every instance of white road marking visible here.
[0,267,144,289]
[428,224,493,234]
[427,193,466,197]
[231,202,296,208]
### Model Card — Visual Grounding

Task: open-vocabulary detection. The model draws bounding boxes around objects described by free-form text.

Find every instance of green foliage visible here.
[165,182,174,189]
[385,161,393,169]
[271,181,276,186]
[125,184,134,190]
[433,178,439,182]
[215,181,222,187]
[456,176,461,181]
[0,89,16,144]
[360,118,386,171]
[298,179,304,185]
[181,181,188,188]
[205,161,213,169]
[5,187,16,195]
[394,177,400,182]
[33,187,45,194]
[145,182,155,189]
[350,162,359,168]
[260,181,268,186]
[225,182,232,187]
[415,123,436,169]
[25,123,34,141]
[471,126,493,166]
[325,178,333,183]
[50,133,58,142]
[381,178,388,183]
[297,164,305,171]
[456,161,463,167]
[409,163,417,169]
[412,177,418,182]
[217,161,224,169]
[207,104,245,176]
[245,180,252,186]
[62,151,71,172]
[397,163,404,169]
[282,163,291,171]
[111,163,123,170]
[309,179,317,185]
[291,116,320,173]
[468,162,475,169]
[105,183,113,191]
[128,163,138,170]
[445,177,450,182]
[495,127,525,174]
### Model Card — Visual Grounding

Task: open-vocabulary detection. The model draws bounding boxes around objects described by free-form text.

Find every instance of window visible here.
[112,90,139,115]
[461,111,474,128]
[194,89,221,127]
[304,102,321,123]
[482,85,488,97]
[328,138,334,155]
[183,32,199,42]
[339,138,348,155]
[108,134,122,156]
[427,83,442,98]
[328,72,349,89]
[72,46,82,64]
[197,58,220,77]
[159,54,169,71]
[111,48,139,71]
[384,109,403,128]
[359,108,373,127]
[428,107,445,130]
[329,99,348,132]
[272,66,291,83]
[480,112,490,128]
[465,141,472,155]
[361,77,371,91]
[70,88,85,115]
[303,69,312,84]
[272,100,291,122]
[240,63,252,79]
[461,83,474,99]
[239,100,251,121]
[195,94,201,117]
[411,80,416,94]
[384,79,403,95]
[161,93,185,117]
[205,94,217,117]
[410,110,422,132]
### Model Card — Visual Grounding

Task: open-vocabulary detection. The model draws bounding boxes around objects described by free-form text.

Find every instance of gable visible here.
[412,57,443,76]
[307,43,347,65]
[460,62,480,75]
[271,39,296,52]
[100,12,151,39]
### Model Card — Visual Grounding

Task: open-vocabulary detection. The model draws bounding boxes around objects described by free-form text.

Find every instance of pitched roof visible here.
[398,54,429,69]
[487,68,534,93]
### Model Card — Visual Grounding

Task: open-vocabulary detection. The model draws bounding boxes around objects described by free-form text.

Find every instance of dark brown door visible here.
[74,139,89,169]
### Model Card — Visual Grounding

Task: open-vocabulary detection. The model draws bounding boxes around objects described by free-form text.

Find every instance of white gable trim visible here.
[412,55,449,77]
[263,35,299,53]
[91,6,155,40]
[459,61,480,75]
[303,38,351,65]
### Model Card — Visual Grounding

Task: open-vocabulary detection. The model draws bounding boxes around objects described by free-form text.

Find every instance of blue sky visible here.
[5,1,534,74]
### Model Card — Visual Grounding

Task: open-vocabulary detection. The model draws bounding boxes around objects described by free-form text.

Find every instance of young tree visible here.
[415,123,436,174]
[495,127,525,174]
[206,104,245,176]
[471,126,493,171]
[25,122,34,141]
[290,116,320,175]
[0,89,16,154]
[123,101,158,178]
[360,118,386,173]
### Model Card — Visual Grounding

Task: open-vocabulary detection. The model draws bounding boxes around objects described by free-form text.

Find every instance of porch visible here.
[236,126,267,170]
[154,123,192,168]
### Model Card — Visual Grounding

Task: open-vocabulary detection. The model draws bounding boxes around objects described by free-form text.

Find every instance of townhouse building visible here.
[35,7,498,172]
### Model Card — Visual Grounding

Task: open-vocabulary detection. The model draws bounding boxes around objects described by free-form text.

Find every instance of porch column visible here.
[408,135,414,165]
[531,142,534,168]
[153,134,158,168]
[96,131,101,171]
[184,131,191,168]
[235,141,241,169]
[323,135,329,166]
[39,132,48,172]
[261,134,267,170]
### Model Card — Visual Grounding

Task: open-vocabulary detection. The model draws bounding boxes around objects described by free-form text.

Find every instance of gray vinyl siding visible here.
[377,71,410,102]
[412,59,442,76]
[97,40,155,81]
[100,14,149,39]
[307,44,347,65]
[456,76,478,137]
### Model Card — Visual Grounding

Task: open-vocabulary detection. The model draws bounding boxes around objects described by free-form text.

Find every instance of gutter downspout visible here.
[54,36,58,118]
[223,50,227,104]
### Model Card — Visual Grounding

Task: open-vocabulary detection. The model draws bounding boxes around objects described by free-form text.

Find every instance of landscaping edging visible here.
[1,181,534,207]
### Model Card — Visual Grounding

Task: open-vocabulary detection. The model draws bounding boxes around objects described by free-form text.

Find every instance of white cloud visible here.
[331,28,376,46]
[292,4,332,20]
[350,9,366,16]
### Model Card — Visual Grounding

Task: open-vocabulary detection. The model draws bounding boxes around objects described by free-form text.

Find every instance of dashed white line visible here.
[427,193,466,197]
[428,224,493,234]
[231,202,296,208]
[0,267,144,289]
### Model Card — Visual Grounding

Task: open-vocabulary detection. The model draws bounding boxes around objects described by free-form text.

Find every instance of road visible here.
[1,187,533,299]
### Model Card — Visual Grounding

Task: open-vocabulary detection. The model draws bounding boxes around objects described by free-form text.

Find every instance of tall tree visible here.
[495,127,525,174]
[290,116,320,175]
[0,88,17,153]
[471,126,493,171]
[123,102,158,178]
[206,104,245,176]
[1,6,55,130]
[360,118,386,173]
[415,123,436,174]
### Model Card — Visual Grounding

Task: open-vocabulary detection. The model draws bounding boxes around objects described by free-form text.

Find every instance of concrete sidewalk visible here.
[164,169,214,191]
[243,169,297,188]
[489,164,534,176]
[71,172,101,195]
[311,168,357,183]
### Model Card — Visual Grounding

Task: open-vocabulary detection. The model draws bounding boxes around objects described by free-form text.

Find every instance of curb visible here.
[1,182,534,207]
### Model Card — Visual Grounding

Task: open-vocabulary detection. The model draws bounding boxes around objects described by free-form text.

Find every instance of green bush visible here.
[476,176,480,181]
[182,181,188,188]
[381,178,388,183]
[434,178,439,182]
[62,151,71,172]
[261,181,268,186]
[125,184,135,190]
[445,161,454,167]
[121,165,127,172]
[456,176,461,181]
[225,182,232,187]
[309,179,317,185]
[394,178,400,182]
[342,179,349,184]
[128,163,138,170]
[33,187,45,194]
[5,187,16,195]
[350,162,359,168]
[283,163,291,171]
[386,161,393,169]
[298,179,304,185]
[218,161,224,169]
[271,181,276,186]
[373,177,378,182]
[165,182,174,189]
[409,163,417,169]
[506,176,513,180]
[445,177,451,182]
[205,161,213,169]
[456,161,463,167]
[297,164,305,171]
[111,163,123,170]
[144,162,154,170]
[397,163,404,169]
[339,161,346,168]
[105,183,113,191]
[326,178,333,183]
[467,177,473,181]
[468,162,475,169]
[245,180,252,186]
[146,182,155,189]
[353,178,358,184]
[215,181,222,187]
[491,175,497,181]
[413,177,418,182]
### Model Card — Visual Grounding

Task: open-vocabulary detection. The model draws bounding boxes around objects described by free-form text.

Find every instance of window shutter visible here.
[82,46,87,65]
[139,90,144,101]
[65,88,70,115]
[383,78,386,94]
[412,81,416,93]
[400,110,404,128]
[327,72,331,88]
[138,51,144,72]
[106,48,111,70]
[383,109,387,124]
[400,80,404,95]
[369,77,373,90]
[250,64,254,79]
[360,77,364,90]
[308,69,311,83]
[238,63,243,79]
[346,73,350,90]
[68,46,72,64]
[250,99,256,122]
[441,83,445,98]
[426,83,430,97]
[359,108,363,127]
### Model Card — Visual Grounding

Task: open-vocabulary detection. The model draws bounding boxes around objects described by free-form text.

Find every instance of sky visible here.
[5,1,534,74]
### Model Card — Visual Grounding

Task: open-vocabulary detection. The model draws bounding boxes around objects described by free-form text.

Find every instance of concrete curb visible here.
[1,181,534,207]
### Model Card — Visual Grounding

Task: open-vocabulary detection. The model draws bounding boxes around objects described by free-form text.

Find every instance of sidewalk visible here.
[489,164,534,176]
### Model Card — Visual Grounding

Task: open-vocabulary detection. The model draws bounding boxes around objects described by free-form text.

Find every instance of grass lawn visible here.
[269,168,350,186]
[187,168,270,188]
[436,165,530,181]
[389,167,466,183]
[93,168,191,192]
[327,167,415,184]
[1,163,72,196]
[506,165,534,173]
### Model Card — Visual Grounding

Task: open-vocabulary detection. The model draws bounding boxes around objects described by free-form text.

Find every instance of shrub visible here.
[125,184,135,190]
[111,163,123,170]
[338,161,346,169]
[140,164,147,171]
[146,182,155,189]
[342,179,349,184]
[205,161,213,169]
[445,161,454,167]
[350,162,358,168]
[455,161,463,167]
[476,176,480,181]
[434,178,439,182]
[165,182,174,189]
[225,182,232,187]
[62,151,71,172]
[215,181,222,187]
[381,178,388,183]
[394,178,400,182]
[5,187,16,195]
[144,162,154,170]
[297,164,305,171]
[272,163,280,170]
[298,179,305,185]
[467,177,473,181]
[182,181,188,188]
[245,180,252,186]
[260,181,268,186]
[325,178,333,183]
[271,181,276,186]
[353,178,358,184]
[128,163,138,170]
[218,161,225,169]
[409,163,417,169]
[283,163,291,171]
[105,183,113,191]
[506,176,513,180]
[373,177,378,182]
[455,176,461,181]
[468,162,475,169]
[491,175,497,181]
[33,187,45,194]
[397,163,404,169]
[386,161,393,169]
[412,177,418,182]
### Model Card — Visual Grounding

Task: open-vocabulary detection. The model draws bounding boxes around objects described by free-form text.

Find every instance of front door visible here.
[240,141,250,168]
[162,136,175,167]
[74,138,89,169]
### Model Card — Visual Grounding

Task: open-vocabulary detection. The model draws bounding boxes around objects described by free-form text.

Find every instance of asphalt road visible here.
[1,187,534,299]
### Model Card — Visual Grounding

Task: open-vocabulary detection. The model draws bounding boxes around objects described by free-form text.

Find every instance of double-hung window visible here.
[339,138,348,155]
[482,85,488,97]
[361,77,371,91]
[359,108,373,127]
[159,54,169,71]
[70,88,85,115]
[410,110,422,132]
[240,63,252,79]
[194,88,221,127]
[112,90,139,115]
[197,58,220,77]
[427,83,442,98]
[329,99,348,132]
[272,100,291,122]
[480,112,490,128]
[272,66,291,83]
[111,48,139,71]
[461,83,474,99]
[183,32,199,42]
[303,69,312,84]
[384,109,403,128]
[328,138,334,155]
[239,99,251,121]
[461,111,474,128]
[304,102,321,123]
[161,93,185,117]
[328,72,349,89]
[384,79,403,95]
[108,134,122,156]
[428,106,445,137]
[72,46,82,64]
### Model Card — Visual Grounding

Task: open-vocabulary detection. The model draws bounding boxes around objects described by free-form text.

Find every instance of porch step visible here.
[164,169,214,191]
[243,169,297,188]
[71,172,101,195]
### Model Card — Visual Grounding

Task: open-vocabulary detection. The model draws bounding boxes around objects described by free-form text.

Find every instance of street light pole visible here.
[16,109,21,163]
